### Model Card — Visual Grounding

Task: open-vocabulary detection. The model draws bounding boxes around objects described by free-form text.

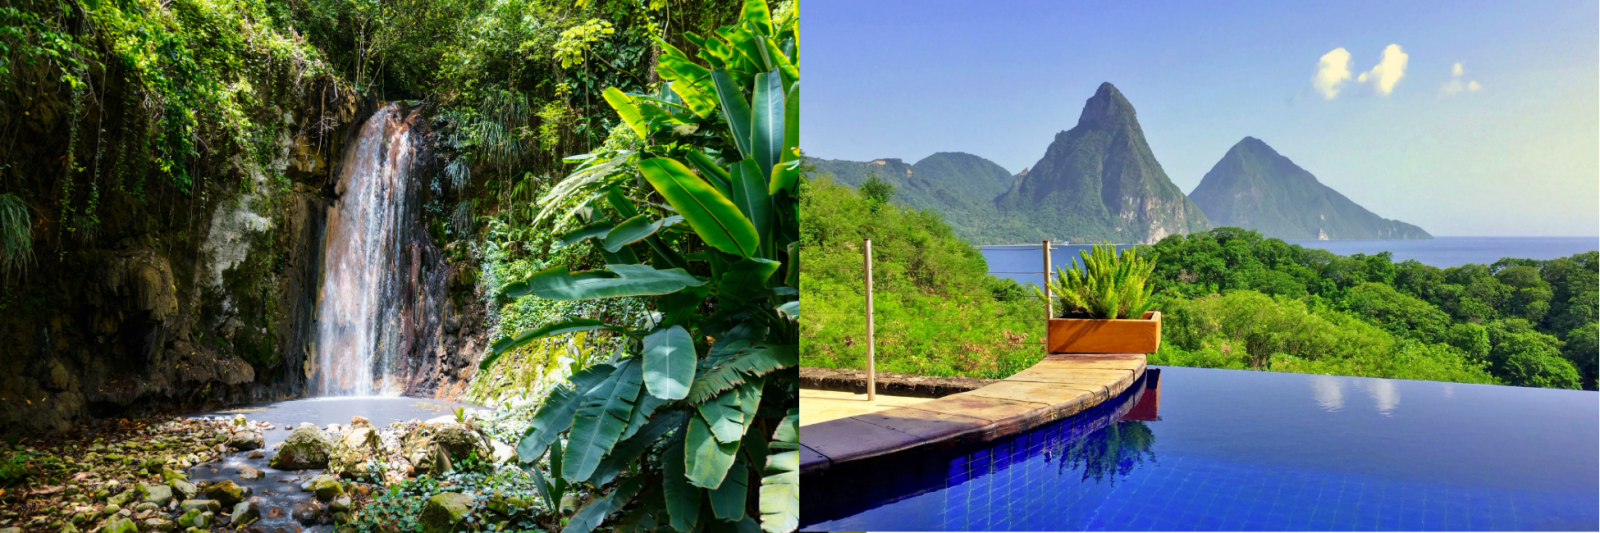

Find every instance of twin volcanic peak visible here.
[1188,137,1431,240]
[803,82,1429,244]
[994,82,1210,244]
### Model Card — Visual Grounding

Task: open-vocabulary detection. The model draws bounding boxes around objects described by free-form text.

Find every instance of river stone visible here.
[420,492,475,533]
[144,517,173,532]
[269,426,332,469]
[204,479,250,507]
[329,425,383,478]
[309,475,344,501]
[161,468,187,483]
[231,502,261,526]
[292,501,323,525]
[0,527,18,533]
[238,467,263,481]
[100,518,137,533]
[180,499,221,513]
[329,495,352,513]
[230,431,264,451]
[141,482,174,506]
[233,414,247,427]
[400,423,493,476]
[170,480,198,499]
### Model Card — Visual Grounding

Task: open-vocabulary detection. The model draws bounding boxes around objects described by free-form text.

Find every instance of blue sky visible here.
[801,0,1598,236]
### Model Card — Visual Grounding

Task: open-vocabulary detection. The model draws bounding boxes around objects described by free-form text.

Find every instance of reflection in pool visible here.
[801,367,1599,531]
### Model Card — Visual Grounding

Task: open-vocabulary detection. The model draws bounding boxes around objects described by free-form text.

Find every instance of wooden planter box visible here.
[1047,311,1161,354]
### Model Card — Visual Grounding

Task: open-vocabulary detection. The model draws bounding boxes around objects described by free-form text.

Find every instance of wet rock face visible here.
[0,76,361,436]
[329,422,383,478]
[270,426,333,469]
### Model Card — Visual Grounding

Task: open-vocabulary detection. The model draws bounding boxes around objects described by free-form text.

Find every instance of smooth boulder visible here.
[231,502,261,526]
[270,426,333,469]
[203,479,250,507]
[400,423,493,476]
[420,492,475,533]
[229,431,264,451]
[292,501,324,525]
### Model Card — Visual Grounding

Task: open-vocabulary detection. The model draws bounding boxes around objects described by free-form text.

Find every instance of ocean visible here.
[979,237,1599,287]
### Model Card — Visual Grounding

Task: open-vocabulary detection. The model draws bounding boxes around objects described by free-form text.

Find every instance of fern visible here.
[0,193,33,282]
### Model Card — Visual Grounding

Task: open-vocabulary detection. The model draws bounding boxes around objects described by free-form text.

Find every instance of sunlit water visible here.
[802,368,1599,531]
[316,104,424,396]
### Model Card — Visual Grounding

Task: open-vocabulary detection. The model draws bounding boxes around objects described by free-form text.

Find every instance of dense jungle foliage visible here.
[3,0,798,531]
[799,177,1598,391]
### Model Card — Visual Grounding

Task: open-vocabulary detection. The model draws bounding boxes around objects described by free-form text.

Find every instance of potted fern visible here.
[1035,243,1162,354]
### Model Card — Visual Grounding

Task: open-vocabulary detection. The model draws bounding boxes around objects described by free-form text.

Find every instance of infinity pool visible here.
[801,367,1599,531]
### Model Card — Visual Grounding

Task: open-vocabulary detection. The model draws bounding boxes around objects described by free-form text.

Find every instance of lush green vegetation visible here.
[799,175,1045,379]
[1146,228,1596,389]
[799,173,1597,391]
[1037,243,1157,319]
[479,2,801,532]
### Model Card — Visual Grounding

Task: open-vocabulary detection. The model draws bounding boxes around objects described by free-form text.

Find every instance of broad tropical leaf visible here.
[592,411,686,486]
[517,365,615,463]
[719,257,781,307]
[770,82,799,195]
[776,301,797,319]
[565,475,644,533]
[708,459,749,521]
[686,412,741,489]
[696,388,744,443]
[663,432,703,533]
[770,408,798,450]
[711,70,753,158]
[639,158,760,257]
[686,150,734,196]
[487,319,616,360]
[688,341,796,404]
[604,214,683,253]
[523,264,706,300]
[758,451,798,533]
[643,326,697,400]
[750,69,785,181]
[740,0,774,36]
[564,358,644,481]
[619,393,668,442]
[729,160,771,251]
[603,87,649,140]
[561,220,616,246]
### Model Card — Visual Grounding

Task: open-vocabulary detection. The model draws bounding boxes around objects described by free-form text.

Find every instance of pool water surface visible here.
[800,367,1599,531]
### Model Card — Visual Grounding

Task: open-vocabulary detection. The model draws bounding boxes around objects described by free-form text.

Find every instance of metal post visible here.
[1043,240,1053,319]
[864,238,876,401]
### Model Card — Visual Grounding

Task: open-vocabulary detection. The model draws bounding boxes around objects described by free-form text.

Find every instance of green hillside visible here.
[1189,137,1432,240]
[802,153,1045,244]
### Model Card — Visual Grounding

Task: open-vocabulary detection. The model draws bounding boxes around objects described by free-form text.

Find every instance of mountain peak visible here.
[1230,136,1277,155]
[1077,82,1137,128]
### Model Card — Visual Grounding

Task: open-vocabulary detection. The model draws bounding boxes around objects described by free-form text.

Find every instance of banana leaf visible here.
[687,341,796,404]
[520,263,706,300]
[592,411,686,486]
[604,214,683,253]
[486,319,617,360]
[563,358,644,481]
[663,431,703,533]
[719,257,781,308]
[729,160,771,253]
[639,157,760,258]
[708,459,749,521]
[561,220,615,246]
[565,475,644,533]
[711,70,753,158]
[686,411,741,489]
[749,69,785,182]
[643,325,697,400]
[696,388,744,443]
[758,451,798,533]
[603,87,648,140]
[516,364,614,464]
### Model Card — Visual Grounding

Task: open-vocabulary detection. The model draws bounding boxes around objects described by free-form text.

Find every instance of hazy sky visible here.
[802,0,1599,236]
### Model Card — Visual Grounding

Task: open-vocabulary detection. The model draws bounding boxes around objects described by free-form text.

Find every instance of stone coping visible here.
[798,353,1146,476]
[799,367,996,398]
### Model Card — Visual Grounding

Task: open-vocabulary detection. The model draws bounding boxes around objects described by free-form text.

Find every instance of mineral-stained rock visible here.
[140,482,174,507]
[309,475,344,501]
[329,424,383,478]
[170,480,198,499]
[232,502,261,525]
[420,492,475,533]
[269,426,332,469]
[204,479,250,507]
[180,499,222,513]
[292,501,323,525]
[101,518,138,533]
[230,431,264,450]
[400,423,493,476]
[329,495,352,513]
[144,517,174,532]
[238,467,264,481]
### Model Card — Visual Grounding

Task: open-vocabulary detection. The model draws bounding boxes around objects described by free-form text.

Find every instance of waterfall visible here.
[314,104,422,396]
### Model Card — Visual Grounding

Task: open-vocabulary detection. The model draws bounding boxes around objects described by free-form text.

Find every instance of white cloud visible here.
[1440,61,1482,96]
[1313,47,1353,100]
[1356,44,1409,95]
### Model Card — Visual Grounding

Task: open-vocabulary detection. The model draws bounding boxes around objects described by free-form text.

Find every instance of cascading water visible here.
[314,104,422,396]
